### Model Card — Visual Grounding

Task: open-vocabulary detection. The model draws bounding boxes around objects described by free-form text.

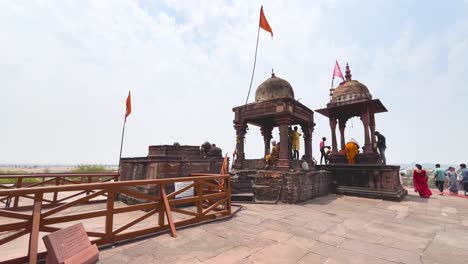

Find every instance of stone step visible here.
[252,184,270,189]
[231,193,255,202]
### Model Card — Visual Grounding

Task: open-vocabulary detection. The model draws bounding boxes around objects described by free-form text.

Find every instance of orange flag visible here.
[259,6,273,37]
[125,91,132,121]
[220,153,229,176]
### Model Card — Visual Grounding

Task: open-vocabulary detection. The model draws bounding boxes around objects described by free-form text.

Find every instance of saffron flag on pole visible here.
[259,6,273,37]
[125,91,132,121]
[220,153,229,176]
[333,61,344,81]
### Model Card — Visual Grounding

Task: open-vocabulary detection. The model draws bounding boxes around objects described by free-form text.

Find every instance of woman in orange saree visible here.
[345,138,359,164]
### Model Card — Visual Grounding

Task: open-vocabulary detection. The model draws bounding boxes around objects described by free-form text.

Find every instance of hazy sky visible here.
[1,0,467,165]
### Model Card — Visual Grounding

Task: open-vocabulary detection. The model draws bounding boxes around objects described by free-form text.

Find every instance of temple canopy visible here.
[233,72,315,171]
[315,63,387,164]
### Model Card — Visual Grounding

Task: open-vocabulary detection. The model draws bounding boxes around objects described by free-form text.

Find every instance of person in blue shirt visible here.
[460,163,468,196]
[433,164,446,195]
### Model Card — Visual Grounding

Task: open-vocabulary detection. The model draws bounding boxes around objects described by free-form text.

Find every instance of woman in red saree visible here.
[413,164,432,198]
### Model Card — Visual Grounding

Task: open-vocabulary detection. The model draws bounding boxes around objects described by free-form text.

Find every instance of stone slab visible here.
[42,223,98,264]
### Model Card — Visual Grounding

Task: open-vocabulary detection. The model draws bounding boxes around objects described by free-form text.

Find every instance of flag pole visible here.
[118,118,127,175]
[329,76,334,101]
[245,26,261,105]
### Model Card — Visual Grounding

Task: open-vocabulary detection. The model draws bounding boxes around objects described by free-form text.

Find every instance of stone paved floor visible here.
[99,191,468,264]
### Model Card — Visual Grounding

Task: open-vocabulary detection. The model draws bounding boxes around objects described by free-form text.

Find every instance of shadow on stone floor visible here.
[401,193,430,203]
[298,195,338,205]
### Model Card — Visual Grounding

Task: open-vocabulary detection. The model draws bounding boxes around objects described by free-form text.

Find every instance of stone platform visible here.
[231,169,332,203]
[99,191,468,264]
[317,164,408,201]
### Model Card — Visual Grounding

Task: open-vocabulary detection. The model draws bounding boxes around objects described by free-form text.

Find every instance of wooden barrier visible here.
[0,173,119,209]
[0,174,231,264]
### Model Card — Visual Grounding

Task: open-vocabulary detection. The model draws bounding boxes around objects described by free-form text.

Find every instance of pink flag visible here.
[333,61,344,81]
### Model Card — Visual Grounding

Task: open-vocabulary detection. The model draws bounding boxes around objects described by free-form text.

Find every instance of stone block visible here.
[42,223,99,264]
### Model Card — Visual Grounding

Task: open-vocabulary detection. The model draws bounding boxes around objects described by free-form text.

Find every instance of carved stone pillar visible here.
[260,126,273,157]
[234,123,247,167]
[338,118,347,151]
[329,118,338,153]
[369,112,376,152]
[276,118,291,171]
[301,124,313,161]
[360,111,372,153]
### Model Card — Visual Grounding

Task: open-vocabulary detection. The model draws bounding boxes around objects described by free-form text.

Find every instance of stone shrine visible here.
[231,72,332,203]
[315,64,407,201]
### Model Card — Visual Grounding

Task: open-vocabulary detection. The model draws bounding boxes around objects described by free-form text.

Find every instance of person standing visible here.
[433,164,446,195]
[460,163,468,196]
[291,126,301,160]
[319,137,329,165]
[374,131,386,164]
[413,164,432,198]
[447,167,459,195]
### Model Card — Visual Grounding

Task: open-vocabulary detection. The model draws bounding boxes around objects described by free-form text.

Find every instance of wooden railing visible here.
[0,174,231,264]
[0,173,119,209]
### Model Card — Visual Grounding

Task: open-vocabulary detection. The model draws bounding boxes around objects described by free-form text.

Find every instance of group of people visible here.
[412,163,468,198]
[319,131,387,165]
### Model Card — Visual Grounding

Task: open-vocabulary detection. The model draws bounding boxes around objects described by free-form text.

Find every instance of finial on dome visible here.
[271,68,275,77]
[345,63,352,81]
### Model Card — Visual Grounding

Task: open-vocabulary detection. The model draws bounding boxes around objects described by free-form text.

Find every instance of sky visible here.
[0,0,467,165]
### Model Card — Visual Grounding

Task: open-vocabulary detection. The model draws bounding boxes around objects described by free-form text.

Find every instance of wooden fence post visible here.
[197,180,203,217]
[105,190,115,239]
[160,184,176,237]
[28,192,43,264]
[13,177,23,208]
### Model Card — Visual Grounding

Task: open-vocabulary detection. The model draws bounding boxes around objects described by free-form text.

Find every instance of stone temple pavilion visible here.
[232,71,315,171]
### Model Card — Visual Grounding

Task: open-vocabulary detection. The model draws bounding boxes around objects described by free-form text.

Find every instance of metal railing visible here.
[0,174,231,264]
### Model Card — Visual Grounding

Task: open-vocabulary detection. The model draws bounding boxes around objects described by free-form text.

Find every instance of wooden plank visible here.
[24,178,55,188]
[55,189,92,203]
[0,209,31,220]
[0,221,29,232]
[42,190,106,218]
[169,192,227,206]
[112,207,158,235]
[160,185,176,237]
[0,229,29,245]
[170,207,198,217]
[41,210,107,225]
[0,175,230,197]
[113,202,160,215]
[28,193,43,264]
[167,182,195,199]
[202,197,227,215]
[119,187,159,202]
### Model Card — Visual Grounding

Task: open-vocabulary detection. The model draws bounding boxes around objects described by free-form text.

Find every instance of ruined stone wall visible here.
[281,170,332,203]
[231,169,333,203]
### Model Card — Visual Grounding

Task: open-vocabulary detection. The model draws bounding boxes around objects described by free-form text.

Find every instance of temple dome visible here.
[330,64,372,105]
[255,72,295,102]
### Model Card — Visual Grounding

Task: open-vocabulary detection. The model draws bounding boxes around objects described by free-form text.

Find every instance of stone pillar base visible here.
[277,159,290,171]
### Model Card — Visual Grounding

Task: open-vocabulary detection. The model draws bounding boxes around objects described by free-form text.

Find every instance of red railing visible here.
[0,173,119,209]
[0,174,231,264]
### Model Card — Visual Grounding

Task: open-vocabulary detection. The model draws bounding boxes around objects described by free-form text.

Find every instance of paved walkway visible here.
[99,191,468,264]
